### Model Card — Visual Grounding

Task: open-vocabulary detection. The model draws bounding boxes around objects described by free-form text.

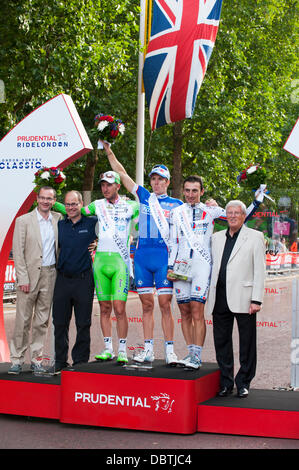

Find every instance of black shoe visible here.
[217,386,233,397]
[237,387,249,398]
[54,362,69,375]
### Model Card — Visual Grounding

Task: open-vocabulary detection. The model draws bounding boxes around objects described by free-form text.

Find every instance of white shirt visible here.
[36,208,56,266]
[168,202,227,268]
[168,201,258,268]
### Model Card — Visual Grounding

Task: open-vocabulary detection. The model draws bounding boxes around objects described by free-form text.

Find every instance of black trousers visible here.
[212,308,257,391]
[53,270,94,367]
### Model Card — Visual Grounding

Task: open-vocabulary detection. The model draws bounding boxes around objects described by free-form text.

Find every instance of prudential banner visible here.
[0,93,93,361]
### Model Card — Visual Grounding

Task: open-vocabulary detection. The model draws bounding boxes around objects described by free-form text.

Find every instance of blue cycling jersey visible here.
[131,185,183,249]
[131,185,182,294]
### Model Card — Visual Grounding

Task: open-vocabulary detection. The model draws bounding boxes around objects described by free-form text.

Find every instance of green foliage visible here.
[177,0,299,208]
[0,0,298,213]
[0,0,140,135]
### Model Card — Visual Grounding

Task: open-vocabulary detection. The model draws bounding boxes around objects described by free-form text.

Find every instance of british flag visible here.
[143,0,223,130]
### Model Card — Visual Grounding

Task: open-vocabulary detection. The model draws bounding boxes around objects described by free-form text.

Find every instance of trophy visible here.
[168,259,192,282]
[123,344,153,370]
[33,356,56,377]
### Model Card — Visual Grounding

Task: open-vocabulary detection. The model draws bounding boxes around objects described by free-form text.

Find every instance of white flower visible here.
[118,123,125,134]
[40,171,50,179]
[60,172,66,180]
[98,121,109,131]
[247,165,258,175]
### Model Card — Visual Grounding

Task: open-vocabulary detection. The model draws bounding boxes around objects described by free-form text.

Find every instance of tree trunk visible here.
[172,121,183,199]
[82,150,98,205]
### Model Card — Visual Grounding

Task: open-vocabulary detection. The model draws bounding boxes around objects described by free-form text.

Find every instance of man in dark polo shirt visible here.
[53,190,97,373]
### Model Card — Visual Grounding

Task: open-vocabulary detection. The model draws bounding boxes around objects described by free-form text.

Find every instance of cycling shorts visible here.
[174,258,211,304]
[134,246,173,296]
[93,252,129,302]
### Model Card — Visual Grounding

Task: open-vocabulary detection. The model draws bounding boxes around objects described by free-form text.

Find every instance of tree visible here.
[143,0,298,205]
[0,0,140,200]
[1,0,298,209]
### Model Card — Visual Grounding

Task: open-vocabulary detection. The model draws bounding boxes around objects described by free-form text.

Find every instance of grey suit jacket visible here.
[12,209,62,291]
[206,225,266,315]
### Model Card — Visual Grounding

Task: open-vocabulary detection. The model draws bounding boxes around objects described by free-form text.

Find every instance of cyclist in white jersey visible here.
[167,175,261,369]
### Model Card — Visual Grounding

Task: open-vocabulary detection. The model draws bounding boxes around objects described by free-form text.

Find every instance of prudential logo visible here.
[74,392,151,408]
[16,133,69,149]
[74,391,175,414]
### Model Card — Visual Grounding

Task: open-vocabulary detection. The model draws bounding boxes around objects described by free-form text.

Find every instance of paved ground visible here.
[1,272,299,451]
[1,412,299,451]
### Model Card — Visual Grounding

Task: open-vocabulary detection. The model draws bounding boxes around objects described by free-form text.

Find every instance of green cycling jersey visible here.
[53,197,139,301]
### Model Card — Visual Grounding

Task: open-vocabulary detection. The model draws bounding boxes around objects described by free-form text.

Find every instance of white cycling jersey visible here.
[168,202,227,268]
[168,201,258,304]
[168,201,258,268]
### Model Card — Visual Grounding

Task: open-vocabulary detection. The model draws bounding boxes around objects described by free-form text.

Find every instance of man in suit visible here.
[8,186,61,374]
[206,200,265,398]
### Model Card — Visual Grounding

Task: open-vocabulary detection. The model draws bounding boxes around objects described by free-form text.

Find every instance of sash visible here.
[96,200,130,271]
[148,193,170,247]
[174,204,212,266]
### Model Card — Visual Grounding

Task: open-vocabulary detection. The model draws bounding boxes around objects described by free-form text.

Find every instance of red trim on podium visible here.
[0,379,60,419]
[197,390,299,439]
[198,406,299,439]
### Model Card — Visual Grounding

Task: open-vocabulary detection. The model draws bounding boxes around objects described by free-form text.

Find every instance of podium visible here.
[1,361,299,438]
[0,361,219,435]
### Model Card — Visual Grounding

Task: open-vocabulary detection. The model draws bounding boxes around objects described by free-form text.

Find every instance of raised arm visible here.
[102,140,136,193]
[206,198,261,223]
[244,199,260,221]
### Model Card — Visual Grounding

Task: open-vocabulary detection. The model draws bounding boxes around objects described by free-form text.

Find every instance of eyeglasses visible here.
[65,203,80,208]
[38,196,54,202]
[226,211,243,216]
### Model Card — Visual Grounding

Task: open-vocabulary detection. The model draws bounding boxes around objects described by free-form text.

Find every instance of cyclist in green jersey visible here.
[54,171,139,364]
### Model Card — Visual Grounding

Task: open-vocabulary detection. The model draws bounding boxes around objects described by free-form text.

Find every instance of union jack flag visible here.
[143,0,223,130]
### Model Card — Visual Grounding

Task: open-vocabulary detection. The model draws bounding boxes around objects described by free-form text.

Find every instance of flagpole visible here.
[135,0,147,186]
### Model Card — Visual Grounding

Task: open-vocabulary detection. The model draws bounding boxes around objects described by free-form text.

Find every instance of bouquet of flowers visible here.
[33,166,66,195]
[94,113,125,148]
[237,164,274,203]
[237,164,267,190]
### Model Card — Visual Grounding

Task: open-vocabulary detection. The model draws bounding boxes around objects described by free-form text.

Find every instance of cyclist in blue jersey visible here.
[102,141,182,366]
